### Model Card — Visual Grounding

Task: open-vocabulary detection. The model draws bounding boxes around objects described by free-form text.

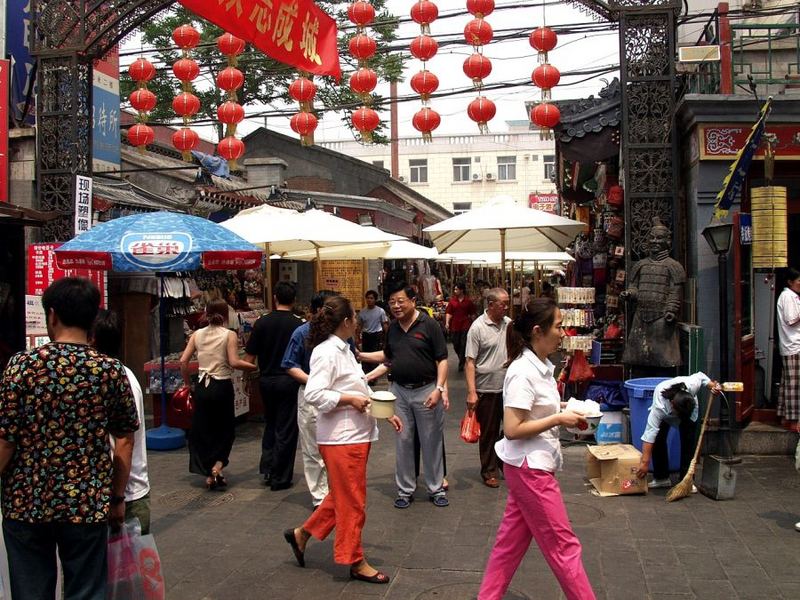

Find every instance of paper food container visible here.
[369,391,396,419]
[586,444,648,496]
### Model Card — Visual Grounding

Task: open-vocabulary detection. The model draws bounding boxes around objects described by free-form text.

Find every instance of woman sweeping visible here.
[180,299,256,490]
[478,298,596,600]
[283,296,403,583]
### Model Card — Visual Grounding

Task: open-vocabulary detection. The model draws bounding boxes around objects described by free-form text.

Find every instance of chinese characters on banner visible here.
[93,47,121,172]
[529,193,559,214]
[179,0,341,79]
[0,60,9,203]
[75,175,93,235]
[26,243,107,347]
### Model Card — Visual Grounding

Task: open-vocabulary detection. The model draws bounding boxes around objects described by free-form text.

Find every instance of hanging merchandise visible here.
[410,1,441,142]
[529,23,560,139]
[215,33,246,169]
[288,75,318,146]
[127,57,156,152]
[464,0,494,133]
[348,1,380,143]
[171,24,201,161]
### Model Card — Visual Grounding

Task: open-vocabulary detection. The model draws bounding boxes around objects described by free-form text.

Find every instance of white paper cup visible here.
[369,391,396,419]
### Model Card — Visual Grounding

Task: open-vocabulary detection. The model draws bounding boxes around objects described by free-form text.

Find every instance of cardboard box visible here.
[586,444,648,496]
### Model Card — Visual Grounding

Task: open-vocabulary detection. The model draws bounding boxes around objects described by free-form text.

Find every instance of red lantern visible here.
[217,67,244,92]
[352,107,380,142]
[349,34,377,61]
[410,35,438,61]
[464,18,493,47]
[129,89,156,113]
[172,92,200,117]
[217,33,246,56]
[172,128,200,157]
[531,102,561,129]
[289,77,317,103]
[128,58,155,82]
[412,107,440,141]
[218,136,245,162]
[410,70,439,100]
[530,26,558,53]
[463,53,492,83]
[217,101,245,125]
[532,64,561,90]
[349,68,378,96]
[172,24,200,50]
[411,1,439,28]
[127,123,155,148]
[467,96,496,133]
[348,1,375,26]
[173,58,200,82]
[466,0,495,17]
[290,112,318,146]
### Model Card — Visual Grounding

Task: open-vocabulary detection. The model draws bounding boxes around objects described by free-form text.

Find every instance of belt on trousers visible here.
[395,380,435,390]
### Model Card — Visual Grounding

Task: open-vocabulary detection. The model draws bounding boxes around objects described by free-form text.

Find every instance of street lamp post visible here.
[702,222,734,428]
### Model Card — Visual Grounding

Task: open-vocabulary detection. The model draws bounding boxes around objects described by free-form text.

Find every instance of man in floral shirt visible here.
[0,278,139,600]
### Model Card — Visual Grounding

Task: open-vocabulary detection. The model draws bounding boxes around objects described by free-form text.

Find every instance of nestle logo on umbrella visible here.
[122,232,192,270]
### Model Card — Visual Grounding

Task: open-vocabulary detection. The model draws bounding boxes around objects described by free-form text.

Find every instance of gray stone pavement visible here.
[147,355,800,600]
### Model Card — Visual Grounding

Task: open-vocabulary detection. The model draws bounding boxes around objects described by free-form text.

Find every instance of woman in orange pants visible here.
[283,296,403,584]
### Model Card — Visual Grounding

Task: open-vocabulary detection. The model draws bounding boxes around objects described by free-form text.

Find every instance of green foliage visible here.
[120,1,402,145]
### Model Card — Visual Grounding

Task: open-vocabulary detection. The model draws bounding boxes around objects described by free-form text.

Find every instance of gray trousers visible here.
[391,382,446,498]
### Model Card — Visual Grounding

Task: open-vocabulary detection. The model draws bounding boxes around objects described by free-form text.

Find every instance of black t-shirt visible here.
[384,310,448,386]
[245,310,303,377]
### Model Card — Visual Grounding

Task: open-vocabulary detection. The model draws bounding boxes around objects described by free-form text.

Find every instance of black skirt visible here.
[188,378,236,476]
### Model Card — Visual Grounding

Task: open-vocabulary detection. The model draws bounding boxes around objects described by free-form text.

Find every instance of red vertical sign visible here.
[0,60,10,203]
[27,244,107,306]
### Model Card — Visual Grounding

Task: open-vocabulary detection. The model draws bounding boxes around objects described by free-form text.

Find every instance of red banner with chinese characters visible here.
[0,60,9,202]
[179,0,341,79]
[529,193,559,214]
[27,244,107,304]
[699,124,800,160]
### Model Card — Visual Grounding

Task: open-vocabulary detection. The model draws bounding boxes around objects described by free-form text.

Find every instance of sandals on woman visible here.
[350,569,390,584]
[211,469,227,490]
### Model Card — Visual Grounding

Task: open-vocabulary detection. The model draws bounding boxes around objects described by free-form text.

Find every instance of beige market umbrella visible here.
[281,239,438,261]
[424,196,585,285]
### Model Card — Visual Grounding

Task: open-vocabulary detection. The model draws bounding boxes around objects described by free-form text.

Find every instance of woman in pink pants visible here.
[478,298,596,600]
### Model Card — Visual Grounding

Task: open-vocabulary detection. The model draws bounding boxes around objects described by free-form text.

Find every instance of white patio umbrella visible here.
[221,205,404,304]
[437,251,574,265]
[281,239,439,261]
[424,196,585,284]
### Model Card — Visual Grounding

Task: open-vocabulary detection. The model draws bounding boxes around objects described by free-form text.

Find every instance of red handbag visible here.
[171,386,194,416]
[460,409,481,444]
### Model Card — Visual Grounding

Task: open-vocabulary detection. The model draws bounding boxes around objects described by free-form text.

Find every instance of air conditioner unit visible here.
[398,175,407,182]
[485,173,496,181]
[472,172,482,181]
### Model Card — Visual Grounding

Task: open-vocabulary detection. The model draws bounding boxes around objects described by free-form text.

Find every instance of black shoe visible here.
[271,481,293,491]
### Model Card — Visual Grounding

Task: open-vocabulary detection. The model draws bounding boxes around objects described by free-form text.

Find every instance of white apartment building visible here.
[319,121,558,214]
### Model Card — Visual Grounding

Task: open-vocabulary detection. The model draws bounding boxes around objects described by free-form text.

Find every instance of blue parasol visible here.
[55,211,263,450]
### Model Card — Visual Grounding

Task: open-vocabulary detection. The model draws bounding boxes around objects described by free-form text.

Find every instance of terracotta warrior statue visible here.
[621,218,685,368]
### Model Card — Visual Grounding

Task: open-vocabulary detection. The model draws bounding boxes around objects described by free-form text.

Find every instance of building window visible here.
[372,160,384,169]
[453,157,471,182]
[543,154,556,181]
[409,159,428,183]
[453,202,472,214]
[497,156,516,181]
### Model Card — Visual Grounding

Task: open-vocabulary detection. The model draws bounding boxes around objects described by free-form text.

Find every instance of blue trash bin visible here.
[624,377,681,473]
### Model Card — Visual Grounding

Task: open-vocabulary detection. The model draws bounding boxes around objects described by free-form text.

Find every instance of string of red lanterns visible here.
[529,25,560,139]
[289,74,318,146]
[216,33,246,168]
[410,1,440,142]
[464,0,495,134]
[348,1,380,143]
[127,57,156,152]
[171,24,201,161]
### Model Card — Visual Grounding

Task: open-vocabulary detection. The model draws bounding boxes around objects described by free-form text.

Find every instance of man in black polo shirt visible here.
[362,281,449,508]
[245,281,303,491]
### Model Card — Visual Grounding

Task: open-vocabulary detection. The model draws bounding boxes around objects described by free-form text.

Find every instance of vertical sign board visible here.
[92,47,121,172]
[26,243,107,348]
[74,175,93,235]
[0,59,9,202]
[7,0,35,125]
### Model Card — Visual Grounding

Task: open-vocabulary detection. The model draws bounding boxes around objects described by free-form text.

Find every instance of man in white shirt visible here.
[357,290,388,374]
[777,268,800,431]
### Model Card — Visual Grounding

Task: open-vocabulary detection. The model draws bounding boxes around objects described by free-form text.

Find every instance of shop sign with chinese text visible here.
[74,176,93,235]
[529,193,559,214]
[700,124,800,160]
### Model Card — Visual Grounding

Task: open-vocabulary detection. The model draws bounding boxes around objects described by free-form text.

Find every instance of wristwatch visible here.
[110,495,126,506]
[436,385,446,393]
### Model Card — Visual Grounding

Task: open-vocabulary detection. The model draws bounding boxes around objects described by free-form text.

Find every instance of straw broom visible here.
[666,393,715,502]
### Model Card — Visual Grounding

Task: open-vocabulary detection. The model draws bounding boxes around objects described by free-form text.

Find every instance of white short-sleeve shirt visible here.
[495,348,563,472]
[777,288,800,356]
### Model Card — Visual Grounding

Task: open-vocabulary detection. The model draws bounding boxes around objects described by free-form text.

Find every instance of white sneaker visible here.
[691,484,698,494]
[795,522,800,532]
[648,478,672,489]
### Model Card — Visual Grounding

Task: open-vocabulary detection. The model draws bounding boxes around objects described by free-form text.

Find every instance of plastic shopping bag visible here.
[107,519,165,600]
[134,533,165,600]
[460,409,481,444]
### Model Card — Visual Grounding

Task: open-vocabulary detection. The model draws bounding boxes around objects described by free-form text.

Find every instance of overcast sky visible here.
[122,1,622,143]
